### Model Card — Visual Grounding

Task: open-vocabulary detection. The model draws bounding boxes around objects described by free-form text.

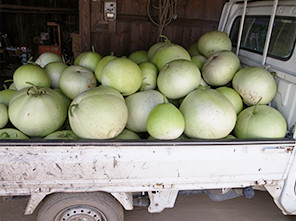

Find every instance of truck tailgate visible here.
[0,139,294,195]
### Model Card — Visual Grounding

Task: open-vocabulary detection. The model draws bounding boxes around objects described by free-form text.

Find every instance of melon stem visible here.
[253,97,262,114]
[27,57,36,65]
[159,35,170,44]
[0,132,10,138]
[69,104,79,117]
[25,82,46,96]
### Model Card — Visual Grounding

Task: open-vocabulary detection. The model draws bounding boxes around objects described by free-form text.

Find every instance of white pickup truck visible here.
[0,0,295,220]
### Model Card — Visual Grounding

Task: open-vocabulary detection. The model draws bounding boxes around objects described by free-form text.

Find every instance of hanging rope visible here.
[147,0,178,41]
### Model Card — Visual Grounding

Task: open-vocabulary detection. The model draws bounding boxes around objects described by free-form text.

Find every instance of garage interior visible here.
[0,0,227,88]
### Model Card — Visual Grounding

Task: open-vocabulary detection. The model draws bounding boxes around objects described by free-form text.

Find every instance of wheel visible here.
[37,192,124,221]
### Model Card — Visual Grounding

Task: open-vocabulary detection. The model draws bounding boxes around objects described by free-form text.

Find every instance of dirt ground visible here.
[0,191,295,221]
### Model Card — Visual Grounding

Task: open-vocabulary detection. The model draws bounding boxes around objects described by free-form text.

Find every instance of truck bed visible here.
[0,138,295,215]
[0,139,294,195]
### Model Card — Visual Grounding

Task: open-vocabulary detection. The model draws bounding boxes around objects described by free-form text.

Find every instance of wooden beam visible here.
[116,14,219,26]
[79,0,91,52]
[0,4,77,14]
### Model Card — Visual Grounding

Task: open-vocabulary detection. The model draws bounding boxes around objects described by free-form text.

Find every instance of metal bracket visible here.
[24,193,47,215]
[148,190,178,213]
[111,192,133,210]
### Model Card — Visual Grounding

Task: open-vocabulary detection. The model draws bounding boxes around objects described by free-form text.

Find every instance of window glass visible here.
[230,16,296,60]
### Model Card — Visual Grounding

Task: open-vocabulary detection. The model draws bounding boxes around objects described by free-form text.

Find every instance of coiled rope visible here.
[147,0,178,40]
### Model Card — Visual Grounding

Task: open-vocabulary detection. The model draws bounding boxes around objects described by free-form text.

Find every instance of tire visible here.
[37,192,124,221]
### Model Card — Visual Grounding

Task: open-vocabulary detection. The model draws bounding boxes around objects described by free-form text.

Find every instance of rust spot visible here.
[255,180,266,185]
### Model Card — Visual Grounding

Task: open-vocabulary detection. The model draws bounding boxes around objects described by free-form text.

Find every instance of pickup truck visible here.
[0,0,295,220]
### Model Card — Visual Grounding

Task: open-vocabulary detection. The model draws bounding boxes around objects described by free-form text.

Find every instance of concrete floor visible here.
[0,191,295,221]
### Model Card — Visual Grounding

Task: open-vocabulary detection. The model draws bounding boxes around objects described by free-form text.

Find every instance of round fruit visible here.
[151,40,191,71]
[44,130,79,139]
[114,128,141,140]
[94,55,117,83]
[128,50,148,64]
[216,86,243,114]
[147,42,166,61]
[59,65,97,99]
[197,31,232,58]
[8,86,67,137]
[125,90,166,133]
[35,52,63,68]
[139,62,158,91]
[68,92,128,139]
[179,87,237,139]
[101,57,142,96]
[187,43,200,57]
[74,49,102,72]
[191,55,207,70]
[0,128,29,139]
[157,59,201,99]
[0,103,8,129]
[0,88,16,106]
[234,105,287,138]
[202,50,240,86]
[232,66,277,106]
[13,64,50,90]
[146,103,185,140]
[44,62,68,88]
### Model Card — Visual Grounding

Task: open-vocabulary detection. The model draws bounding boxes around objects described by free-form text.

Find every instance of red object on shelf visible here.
[38,22,62,56]
[38,45,61,56]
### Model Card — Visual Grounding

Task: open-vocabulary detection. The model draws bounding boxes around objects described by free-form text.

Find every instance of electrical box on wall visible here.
[104,1,117,21]
[90,0,117,33]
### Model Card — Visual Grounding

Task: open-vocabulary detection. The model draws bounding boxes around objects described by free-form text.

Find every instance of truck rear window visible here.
[230,16,296,60]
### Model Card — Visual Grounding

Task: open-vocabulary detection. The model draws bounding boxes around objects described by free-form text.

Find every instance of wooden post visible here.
[79,0,91,52]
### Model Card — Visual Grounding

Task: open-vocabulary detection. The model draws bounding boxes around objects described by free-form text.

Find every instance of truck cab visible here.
[219,0,296,214]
